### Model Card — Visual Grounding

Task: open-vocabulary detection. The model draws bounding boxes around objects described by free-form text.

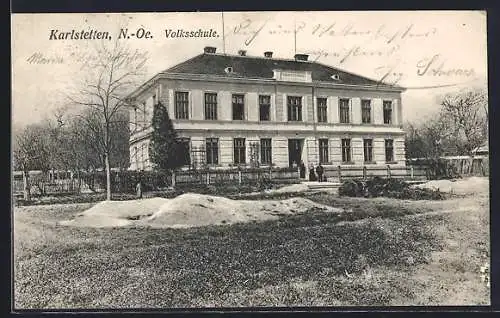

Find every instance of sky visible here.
[11,11,487,128]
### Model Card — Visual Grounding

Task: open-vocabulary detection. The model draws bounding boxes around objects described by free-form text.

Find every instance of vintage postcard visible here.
[11,11,489,309]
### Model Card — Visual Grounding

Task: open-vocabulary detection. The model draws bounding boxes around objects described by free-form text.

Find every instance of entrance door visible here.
[288,139,303,167]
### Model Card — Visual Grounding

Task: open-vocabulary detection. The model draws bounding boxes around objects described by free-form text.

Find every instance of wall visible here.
[129,77,405,170]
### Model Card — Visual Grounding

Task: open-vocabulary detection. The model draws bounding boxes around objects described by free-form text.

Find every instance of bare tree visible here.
[404,116,453,160]
[13,124,52,200]
[439,88,488,155]
[66,39,148,200]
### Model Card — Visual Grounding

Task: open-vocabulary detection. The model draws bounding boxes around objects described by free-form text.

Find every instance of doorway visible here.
[288,139,303,167]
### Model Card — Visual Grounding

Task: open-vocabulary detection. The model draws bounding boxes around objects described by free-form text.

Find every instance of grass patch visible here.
[14,197,442,308]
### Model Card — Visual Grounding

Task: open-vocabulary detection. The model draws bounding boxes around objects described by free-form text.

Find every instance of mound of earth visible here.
[59,193,342,229]
[58,197,169,228]
[414,177,489,195]
[270,183,310,194]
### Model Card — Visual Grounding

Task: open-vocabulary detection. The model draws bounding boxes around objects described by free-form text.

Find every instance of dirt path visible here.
[393,194,490,305]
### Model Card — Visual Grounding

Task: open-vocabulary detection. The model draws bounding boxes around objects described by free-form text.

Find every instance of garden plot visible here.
[59,193,342,229]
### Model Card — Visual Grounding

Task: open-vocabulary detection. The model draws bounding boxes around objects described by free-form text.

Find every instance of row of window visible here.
[170,137,395,166]
[173,92,394,124]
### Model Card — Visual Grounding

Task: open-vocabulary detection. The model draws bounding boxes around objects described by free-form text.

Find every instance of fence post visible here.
[387,165,391,178]
[410,166,414,179]
[172,171,176,188]
[238,170,242,185]
[337,165,341,182]
[206,171,210,185]
[363,166,367,180]
[269,166,272,180]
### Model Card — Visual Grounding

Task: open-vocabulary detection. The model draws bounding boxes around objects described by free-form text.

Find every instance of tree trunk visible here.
[105,152,112,200]
[77,168,81,193]
[23,170,31,201]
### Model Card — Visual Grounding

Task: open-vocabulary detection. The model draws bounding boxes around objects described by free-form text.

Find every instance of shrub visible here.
[339,177,444,200]
[338,179,364,197]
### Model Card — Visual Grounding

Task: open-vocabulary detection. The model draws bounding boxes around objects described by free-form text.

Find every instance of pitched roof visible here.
[162,53,403,89]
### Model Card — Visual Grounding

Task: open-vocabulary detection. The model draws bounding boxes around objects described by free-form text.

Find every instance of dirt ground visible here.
[13,177,490,308]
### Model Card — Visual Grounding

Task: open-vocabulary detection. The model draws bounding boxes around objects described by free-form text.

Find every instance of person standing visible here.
[136,174,143,199]
[299,161,306,179]
[309,164,317,181]
[316,164,324,182]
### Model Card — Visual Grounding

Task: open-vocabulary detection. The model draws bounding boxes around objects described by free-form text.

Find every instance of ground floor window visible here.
[260,138,272,165]
[319,139,329,164]
[341,138,351,163]
[234,138,246,164]
[176,137,191,166]
[385,139,394,162]
[363,139,373,162]
[206,138,219,165]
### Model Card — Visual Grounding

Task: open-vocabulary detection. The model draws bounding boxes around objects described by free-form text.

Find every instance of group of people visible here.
[295,161,326,182]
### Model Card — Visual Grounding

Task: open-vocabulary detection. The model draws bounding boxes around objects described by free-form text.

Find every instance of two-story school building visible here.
[127,46,406,171]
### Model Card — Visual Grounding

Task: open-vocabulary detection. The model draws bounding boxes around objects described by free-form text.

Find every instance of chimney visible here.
[204,46,217,54]
[264,51,273,58]
[238,50,247,56]
[294,54,309,62]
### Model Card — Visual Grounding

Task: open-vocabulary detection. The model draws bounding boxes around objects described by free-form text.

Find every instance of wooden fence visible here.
[322,165,428,181]
[14,157,488,197]
[174,167,298,186]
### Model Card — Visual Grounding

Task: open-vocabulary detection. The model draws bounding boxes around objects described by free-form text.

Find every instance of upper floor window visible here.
[232,94,245,120]
[363,139,373,162]
[319,139,329,164]
[385,139,394,162]
[175,92,189,119]
[204,93,218,120]
[260,138,272,165]
[341,138,351,163]
[317,97,327,123]
[287,96,302,122]
[339,98,350,124]
[234,138,246,164]
[361,99,371,124]
[259,95,271,121]
[383,101,393,124]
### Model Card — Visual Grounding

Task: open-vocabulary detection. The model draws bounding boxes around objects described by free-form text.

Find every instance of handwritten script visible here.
[229,18,477,89]
[231,19,438,46]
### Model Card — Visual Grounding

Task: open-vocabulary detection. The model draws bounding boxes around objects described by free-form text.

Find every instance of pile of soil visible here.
[58,198,168,228]
[414,177,489,195]
[59,193,342,229]
[270,183,310,194]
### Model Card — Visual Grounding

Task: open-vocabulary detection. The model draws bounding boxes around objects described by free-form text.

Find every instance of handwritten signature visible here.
[374,56,477,89]
[25,48,149,71]
[26,52,64,64]
[416,54,475,77]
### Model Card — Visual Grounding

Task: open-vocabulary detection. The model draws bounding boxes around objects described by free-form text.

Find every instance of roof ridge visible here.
[206,52,314,63]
